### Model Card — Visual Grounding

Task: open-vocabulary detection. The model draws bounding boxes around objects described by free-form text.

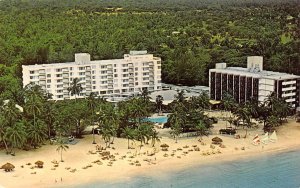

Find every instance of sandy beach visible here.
[1,116,300,188]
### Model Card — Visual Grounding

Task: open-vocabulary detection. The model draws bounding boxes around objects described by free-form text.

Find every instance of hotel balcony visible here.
[39,69,45,74]
[39,75,46,80]
[107,70,113,74]
[108,85,114,89]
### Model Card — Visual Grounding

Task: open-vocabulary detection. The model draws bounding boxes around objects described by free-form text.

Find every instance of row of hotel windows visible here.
[54,85,161,99]
[30,66,160,75]
[30,72,159,80]
[28,62,161,74]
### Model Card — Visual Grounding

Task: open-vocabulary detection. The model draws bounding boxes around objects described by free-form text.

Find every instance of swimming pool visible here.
[145,116,168,123]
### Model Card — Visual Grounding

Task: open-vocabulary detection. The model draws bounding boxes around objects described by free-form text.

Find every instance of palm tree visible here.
[155,95,164,115]
[195,120,208,138]
[3,100,20,126]
[169,112,182,143]
[0,116,10,154]
[221,92,236,127]
[25,96,43,128]
[43,102,56,139]
[121,127,135,149]
[150,130,160,147]
[175,90,185,103]
[56,138,69,162]
[68,78,83,100]
[5,121,27,153]
[87,92,97,144]
[27,120,47,148]
[141,88,150,103]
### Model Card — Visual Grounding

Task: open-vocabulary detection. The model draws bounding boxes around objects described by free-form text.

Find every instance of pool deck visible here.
[151,113,170,118]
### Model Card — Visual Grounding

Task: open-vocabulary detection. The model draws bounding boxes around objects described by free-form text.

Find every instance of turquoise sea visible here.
[75,149,300,188]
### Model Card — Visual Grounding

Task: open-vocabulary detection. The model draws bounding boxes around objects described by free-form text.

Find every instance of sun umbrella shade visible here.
[160,144,169,148]
[1,163,15,172]
[212,137,223,143]
[100,151,110,156]
[35,161,44,168]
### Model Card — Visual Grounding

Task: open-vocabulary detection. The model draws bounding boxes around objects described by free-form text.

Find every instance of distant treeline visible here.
[1,0,300,11]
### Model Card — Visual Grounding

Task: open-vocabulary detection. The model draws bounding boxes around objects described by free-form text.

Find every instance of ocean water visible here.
[76,150,300,188]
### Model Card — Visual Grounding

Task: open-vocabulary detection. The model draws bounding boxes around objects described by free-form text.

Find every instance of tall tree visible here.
[68,78,83,100]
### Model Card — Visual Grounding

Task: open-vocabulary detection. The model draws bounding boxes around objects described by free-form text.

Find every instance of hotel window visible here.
[30,76,34,79]
[114,69,117,72]
[30,71,35,74]
[114,74,118,77]
[93,86,96,89]
[101,71,107,74]
[135,68,138,71]
[70,67,73,70]
[92,81,96,84]
[47,85,51,88]
[47,80,51,83]
[158,66,161,69]
[135,73,138,76]
[92,70,95,74]
[57,95,63,99]
[56,69,62,72]
[79,67,85,70]
[114,64,117,67]
[157,61,161,64]
[47,74,51,77]
[92,76,96,79]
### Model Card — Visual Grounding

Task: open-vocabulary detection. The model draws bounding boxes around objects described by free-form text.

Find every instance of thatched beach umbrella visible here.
[1,163,15,172]
[100,151,110,157]
[35,161,44,168]
[160,144,169,148]
[212,137,223,144]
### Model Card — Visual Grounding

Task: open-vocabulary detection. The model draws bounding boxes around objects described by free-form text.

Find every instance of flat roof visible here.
[210,67,300,80]
[22,58,125,69]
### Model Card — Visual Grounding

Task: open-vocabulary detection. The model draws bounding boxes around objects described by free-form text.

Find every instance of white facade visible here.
[22,51,162,100]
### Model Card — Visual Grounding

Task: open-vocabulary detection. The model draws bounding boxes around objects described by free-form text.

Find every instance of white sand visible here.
[0,118,300,188]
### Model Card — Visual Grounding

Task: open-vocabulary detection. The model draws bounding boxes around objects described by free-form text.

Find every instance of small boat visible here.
[261,132,269,145]
[252,134,260,146]
[269,131,277,143]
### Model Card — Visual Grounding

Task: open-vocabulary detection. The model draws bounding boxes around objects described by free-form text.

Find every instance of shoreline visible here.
[77,141,300,188]
[1,119,300,188]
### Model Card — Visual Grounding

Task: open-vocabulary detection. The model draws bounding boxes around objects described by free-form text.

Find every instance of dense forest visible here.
[0,0,299,100]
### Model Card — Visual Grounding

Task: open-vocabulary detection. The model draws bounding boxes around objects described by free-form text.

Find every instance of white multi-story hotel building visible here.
[22,51,162,100]
[209,56,300,107]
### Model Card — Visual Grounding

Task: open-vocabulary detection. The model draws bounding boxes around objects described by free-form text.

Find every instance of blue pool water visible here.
[145,116,168,123]
[74,149,300,188]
